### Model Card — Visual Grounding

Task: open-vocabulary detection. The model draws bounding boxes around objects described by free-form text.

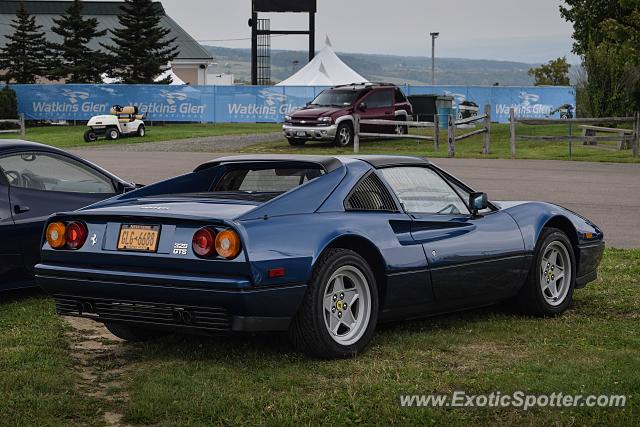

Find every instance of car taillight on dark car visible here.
[46,221,88,250]
[192,227,216,257]
[66,222,88,250]
[192,227,242,259]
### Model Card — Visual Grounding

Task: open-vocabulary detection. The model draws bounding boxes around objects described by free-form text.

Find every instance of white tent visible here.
[277,37,368,86]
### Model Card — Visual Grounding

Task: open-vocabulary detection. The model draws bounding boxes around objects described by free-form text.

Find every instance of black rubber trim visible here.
[575,270,597,289]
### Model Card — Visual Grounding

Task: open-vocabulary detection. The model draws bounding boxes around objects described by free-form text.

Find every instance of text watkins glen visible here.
[228,103,300,115]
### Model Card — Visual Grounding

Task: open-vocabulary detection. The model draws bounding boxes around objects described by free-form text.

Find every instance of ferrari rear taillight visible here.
[46,222,67,249]
[66,222,88,250]
[46,221,88,250]
[192,227,216,257]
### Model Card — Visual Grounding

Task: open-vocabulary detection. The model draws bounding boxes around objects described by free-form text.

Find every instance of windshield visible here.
[311,90,362,107]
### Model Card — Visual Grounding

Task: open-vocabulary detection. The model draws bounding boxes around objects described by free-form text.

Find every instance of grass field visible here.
[0,123,281,149]
[243,123,640,163]
[2,249,638,426]
[2,122,639,163]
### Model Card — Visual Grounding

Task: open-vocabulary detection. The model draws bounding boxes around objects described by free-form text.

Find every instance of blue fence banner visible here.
[11,84,575,124]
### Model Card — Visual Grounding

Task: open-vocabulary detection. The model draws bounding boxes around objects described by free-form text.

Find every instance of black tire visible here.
[289,248,379,359]
[105,127,120,140]
[83,129,97,143]
[514,227,576,316]
[333,122,354,147]
[137,125,146,137]
[104,322,167,342]
[287,137,306,146]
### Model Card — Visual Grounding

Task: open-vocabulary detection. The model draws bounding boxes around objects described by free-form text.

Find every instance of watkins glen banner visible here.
[11,84,575,124]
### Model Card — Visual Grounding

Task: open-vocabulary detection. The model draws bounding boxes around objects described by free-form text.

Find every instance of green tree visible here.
[0,3,50,83]
[102,0,178,83]
[561,0,640,116]
[528,57,571,86]
[49,0,108,83]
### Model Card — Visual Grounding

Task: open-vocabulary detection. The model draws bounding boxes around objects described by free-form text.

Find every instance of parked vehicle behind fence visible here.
[283,83,413,147]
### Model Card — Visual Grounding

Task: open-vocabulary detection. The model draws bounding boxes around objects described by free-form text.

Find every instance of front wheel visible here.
[289,248,378,358]
[137,125,146,137]
[514,228,576,316]
[333,122,354,147]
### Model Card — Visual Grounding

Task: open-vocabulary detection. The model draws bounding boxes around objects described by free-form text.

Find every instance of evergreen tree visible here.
[49,0,108,83]
[103,0,178,83]
[0,3,50,83]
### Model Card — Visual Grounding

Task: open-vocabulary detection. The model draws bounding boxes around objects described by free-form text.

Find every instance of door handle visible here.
[385,112,392,115]
[14,205,30,214]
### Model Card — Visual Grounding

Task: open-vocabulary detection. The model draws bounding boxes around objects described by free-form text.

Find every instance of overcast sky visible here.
[156,0,578,64]
[76,0,576,63]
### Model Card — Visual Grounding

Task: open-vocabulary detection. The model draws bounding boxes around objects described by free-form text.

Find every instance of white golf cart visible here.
[84,105,146,142]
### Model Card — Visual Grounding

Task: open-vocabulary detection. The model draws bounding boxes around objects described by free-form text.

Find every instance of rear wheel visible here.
[333,122,354,147]
[106,127,120,140]
[83,129,97,143]
[395,117,408,135]
[104,322,168,342]
[287,137,306,146]
[514,227,576,316]
[289,248,378,358]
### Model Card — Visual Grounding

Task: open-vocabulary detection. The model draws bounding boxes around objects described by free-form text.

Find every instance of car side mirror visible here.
[358,102,367,112]
[469,192,488,216]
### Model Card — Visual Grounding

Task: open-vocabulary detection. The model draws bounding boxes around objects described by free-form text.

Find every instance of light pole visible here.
[430,32,439,86]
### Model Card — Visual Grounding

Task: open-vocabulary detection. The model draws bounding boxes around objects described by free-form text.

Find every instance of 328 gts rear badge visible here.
[173,242,188,255]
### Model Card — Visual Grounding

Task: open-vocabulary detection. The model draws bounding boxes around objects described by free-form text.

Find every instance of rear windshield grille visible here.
[345,173,398,212]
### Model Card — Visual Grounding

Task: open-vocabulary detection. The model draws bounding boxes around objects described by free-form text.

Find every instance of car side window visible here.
[380,167,470,215]
[395,88,407,103]
[0,152,116,194]
[364,90,394,109]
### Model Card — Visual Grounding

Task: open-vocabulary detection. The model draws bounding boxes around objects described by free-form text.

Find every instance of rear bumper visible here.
[36,263,307,332]
[283,123,337,140]
[575,241,605,288]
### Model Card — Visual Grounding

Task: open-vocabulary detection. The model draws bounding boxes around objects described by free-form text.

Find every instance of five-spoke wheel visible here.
[323,265,372,346]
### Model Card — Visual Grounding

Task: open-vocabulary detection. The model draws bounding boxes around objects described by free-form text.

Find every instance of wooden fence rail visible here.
[354,104,491,157]
[509,107,639,159]
[0,114,25,137]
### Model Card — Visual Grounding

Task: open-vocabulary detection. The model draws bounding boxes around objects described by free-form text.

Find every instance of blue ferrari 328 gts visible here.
[36,155,604,358]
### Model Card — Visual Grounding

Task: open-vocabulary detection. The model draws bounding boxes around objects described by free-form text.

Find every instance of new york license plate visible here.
[117,224,160,252]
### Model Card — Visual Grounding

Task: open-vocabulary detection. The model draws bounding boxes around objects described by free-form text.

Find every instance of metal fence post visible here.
[482,104,491,155]
[447,114,455,157]
[434,114,440,151]
[19,113,25,137]
[353,114,360,154]
[509,107,516,159]
[634,112,639,159]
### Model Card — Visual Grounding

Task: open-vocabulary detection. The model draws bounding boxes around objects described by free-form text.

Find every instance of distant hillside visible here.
[204,45,536,86]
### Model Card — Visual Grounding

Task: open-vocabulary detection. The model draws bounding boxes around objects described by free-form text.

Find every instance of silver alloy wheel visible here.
[539,241,572,306]
[138,126,145,136]
[338,126,351,145]
[109,129,119,139]
[323,265,372,346]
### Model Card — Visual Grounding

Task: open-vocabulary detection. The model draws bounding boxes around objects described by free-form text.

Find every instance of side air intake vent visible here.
[345,173,398,212]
